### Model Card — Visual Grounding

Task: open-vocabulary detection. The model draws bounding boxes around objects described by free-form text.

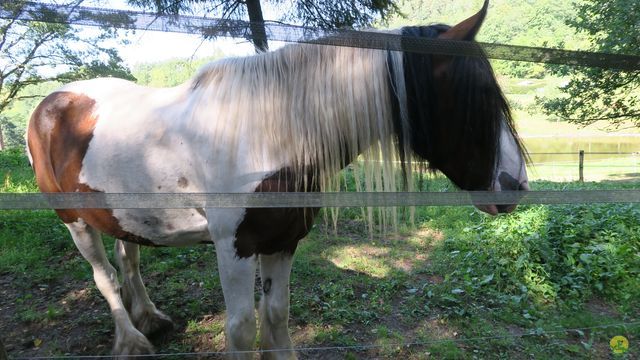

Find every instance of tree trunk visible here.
[0,337,7,360]
[245,0,268,52]
[0,122,5,151]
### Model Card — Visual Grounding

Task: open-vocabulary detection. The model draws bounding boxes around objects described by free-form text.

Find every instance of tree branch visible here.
[0,7,23,51]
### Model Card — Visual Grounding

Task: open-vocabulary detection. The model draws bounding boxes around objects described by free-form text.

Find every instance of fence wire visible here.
[2,1,640,70]
[10,320,640,359]
[2,190,640,209]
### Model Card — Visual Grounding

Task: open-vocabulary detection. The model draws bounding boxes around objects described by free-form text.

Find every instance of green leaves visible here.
[541,0,640,126]
[127,0,400,51]
[0,1,136,150]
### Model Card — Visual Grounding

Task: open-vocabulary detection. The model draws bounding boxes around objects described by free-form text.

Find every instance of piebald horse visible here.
[27,1,528,358]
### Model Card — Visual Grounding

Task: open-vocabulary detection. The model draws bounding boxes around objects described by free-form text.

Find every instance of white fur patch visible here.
[494,124,528,191]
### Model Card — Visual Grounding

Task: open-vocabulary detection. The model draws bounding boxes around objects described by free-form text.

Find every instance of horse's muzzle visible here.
[475,180,529,215]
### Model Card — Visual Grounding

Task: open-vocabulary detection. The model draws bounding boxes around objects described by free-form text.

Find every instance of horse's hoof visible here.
[113,329,155,359]
[135,309,174,338]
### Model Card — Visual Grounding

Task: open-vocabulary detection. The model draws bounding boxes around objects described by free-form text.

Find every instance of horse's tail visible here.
[27,90,98,223]
[27,92,64,194]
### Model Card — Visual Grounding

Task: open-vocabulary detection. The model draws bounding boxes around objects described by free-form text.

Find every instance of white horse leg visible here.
[258,253,296,360]
[65,220,153,356]
[215,236,258,359]
[114,240,173,337]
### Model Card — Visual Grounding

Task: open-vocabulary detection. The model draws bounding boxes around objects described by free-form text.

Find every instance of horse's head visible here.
[392,0,528,215]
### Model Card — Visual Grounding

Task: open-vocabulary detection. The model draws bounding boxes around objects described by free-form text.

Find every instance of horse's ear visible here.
[432,0,489,76]
[438,0,489,41]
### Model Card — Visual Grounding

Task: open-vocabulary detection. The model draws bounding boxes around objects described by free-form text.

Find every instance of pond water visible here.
[523,136,640,163]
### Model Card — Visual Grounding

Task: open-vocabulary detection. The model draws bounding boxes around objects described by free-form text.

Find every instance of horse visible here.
[26,0,528,358]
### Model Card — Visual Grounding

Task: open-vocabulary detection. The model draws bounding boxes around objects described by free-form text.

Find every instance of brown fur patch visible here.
[234,169,319,258]
[28,92,155,246]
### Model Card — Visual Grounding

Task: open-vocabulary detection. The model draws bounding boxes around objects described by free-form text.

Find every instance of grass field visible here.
[1,148,639,359]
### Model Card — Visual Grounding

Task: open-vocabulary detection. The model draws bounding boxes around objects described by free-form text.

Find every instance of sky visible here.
[82,0,279,65]
[117,31,255,65]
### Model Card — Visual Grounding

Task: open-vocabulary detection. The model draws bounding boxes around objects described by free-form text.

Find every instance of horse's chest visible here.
[232,169,320,257]
[234,207,319,257]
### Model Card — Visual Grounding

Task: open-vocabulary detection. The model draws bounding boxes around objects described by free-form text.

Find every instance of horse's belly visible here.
[112,208,210,246]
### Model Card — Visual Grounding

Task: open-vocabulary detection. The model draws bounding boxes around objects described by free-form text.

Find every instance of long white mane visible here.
[188,42,411,198]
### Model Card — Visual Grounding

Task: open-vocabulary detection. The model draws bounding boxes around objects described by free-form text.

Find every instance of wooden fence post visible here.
[579,150,585,182]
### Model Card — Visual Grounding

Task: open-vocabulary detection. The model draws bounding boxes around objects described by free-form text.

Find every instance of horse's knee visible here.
[261,299,289,327]
[226,311,257,349]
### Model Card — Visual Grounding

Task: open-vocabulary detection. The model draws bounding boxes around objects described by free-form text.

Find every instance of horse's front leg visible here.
[259,253,296,360]
[214,234,258,359]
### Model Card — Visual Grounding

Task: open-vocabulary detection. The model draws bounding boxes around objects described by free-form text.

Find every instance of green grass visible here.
[1,148,639,359]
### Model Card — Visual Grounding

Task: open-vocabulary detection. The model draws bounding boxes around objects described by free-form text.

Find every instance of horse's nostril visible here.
[498,171,520,191]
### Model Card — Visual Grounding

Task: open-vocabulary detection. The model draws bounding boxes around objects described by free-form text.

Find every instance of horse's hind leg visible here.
[259,253,296,360]
[65,220,154,356]
[114,240,174,337]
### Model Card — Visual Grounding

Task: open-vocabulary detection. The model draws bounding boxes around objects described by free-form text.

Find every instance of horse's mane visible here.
[187,25,524,200]
[189,40,400,196]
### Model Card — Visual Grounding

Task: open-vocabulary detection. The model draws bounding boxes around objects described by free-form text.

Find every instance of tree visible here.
[0,0,134,149]
[127,0,400,52]
[388,0,581,79]
[0,336,7,360]
[542,0,640,127]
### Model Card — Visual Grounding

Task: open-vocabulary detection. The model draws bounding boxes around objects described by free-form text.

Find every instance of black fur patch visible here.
[263,278,272,294]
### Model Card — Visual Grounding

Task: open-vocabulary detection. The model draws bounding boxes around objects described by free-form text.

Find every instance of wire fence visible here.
[8,320,640,359]
[525,150,640,182]
[2,1,640,70]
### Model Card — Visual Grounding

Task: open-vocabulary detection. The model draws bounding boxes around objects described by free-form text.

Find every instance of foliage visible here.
[426,199,640,317]
[127,0,400,51]
[541,0,640,127]
[388,0,582,79]
[132,56,224,87]
[0,116,23,149]
[0,0,134,149]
